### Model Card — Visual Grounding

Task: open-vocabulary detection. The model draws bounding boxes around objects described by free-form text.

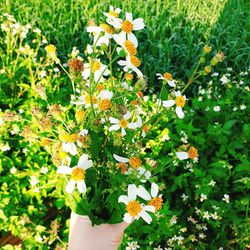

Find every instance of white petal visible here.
[121,128,126,136]
[151,183,159,198]
[109,117,119,124]
[118,60,127,66]
[123,213,133,223]
[176,107,184,119]
[66,180,76,194]
[118,195,129,204]
[162,100,175,108]
[87,26,102,33]
[113,33,125,46]
[127,32,138,47]
[139,211,152,224]
[144,205,155,213]
[132,18,145,30]
[100,90,113,100]
[77,180,86,193]
[57,166,72,175]
[109,124,120,131]
[124,111,131,120]
[127,122,137,130]
[128,184,137,201]
[175,91,181,97]
[82,68,90,79]
[113,154,129,163]
[126,12,133,21]
[79,129,88,136]
[167,80,176,87]
[176,152,189,160]
[137,185,151,200]
[136,116,143,128]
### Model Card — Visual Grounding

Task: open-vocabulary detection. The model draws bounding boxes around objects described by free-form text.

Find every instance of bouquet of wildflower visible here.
[18,6,224,227]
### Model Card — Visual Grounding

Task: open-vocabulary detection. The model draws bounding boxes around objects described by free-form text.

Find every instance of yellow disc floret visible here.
[119,118,129,128]
[163,72,172,80]
[108,11,118,18]
[148,197,163,211]
[98,98,112,111]
[124,40,137,55]
[129,157,142,169]
[92,60,101,72]
[71,167,85,181]
[45,44,56,54]
[126,201,142,216]
[100,23,113,34]
[121,20,134,33]
[85,95,97,104]
[130,56,141,67]
[188,147,199,159]
[175,96,186,107]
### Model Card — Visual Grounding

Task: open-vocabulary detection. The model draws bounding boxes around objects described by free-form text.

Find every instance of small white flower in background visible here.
[181,193,189,201]
[40,166,49,174]
[30,176,39,187]
[57,154,93,194]
[108,12,145,46]
[0,69,6,74]
[10,125,20,135]
[212,72,219,77]
[208,180,216,186]
[82,59,110,83]
[39,70,47,78]
[126,241,140,250]
[220,75,229,85]
[137,183,163,211]
[200,193,207,202]
[109,111,137,136]
[213,106,220,112]
[169,215,177,225]
[240,104,246,110]
[118,184,155,224]
[10,167,17,174]
[199,233,206,239]
[0,143,10,152]
[154,246,163,250]
[211,212,219,220]
[162,91,186,119]
[203,211,210,220]
[222,194,230,203]
[53,67,59,72]
[156,72,176,87]
[103,6,121,25]
[33,28,41,33]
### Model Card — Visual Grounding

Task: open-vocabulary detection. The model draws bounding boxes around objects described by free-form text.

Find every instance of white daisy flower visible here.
[118,55,143,77]
[71,94,98,108]
[113,154,151,181]
[137,183,163,211]
[103,6,121,25]
[82,59,110,83]
[156,72,176,87]
[87,24,113,47]
[109,111,137,136]
[176,146,199,161]
[97,90,113,111]
[113,33,137,56]
[162,91,187,119]
[108,12,145,47]
[57,154,93,194]
[118,184,155,224]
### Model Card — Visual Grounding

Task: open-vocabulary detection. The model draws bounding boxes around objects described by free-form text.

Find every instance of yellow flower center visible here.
[148,197,163,211]
[98,98,112,111]
[163,72,172,80]
[92,61,101,72]
[126,201,142,216]
[85,95,97,104]
[188,147,199,159]
[124,40,137,55]
[125,73,134,80]
[40,138,51,147]
[175,96,186,107]
[142,125,149,132]
[75,110,86,123]
[59,150,68,160]
[130,56,141,67]
[100,23,113,34]
[129,157,142,169]
[96,84,105,91]
[60,133,78,143]
[71,167,85,181]
[119,118,129,128]
[45,44,56,54]
[121,20,134,33]
[108,10,118,18]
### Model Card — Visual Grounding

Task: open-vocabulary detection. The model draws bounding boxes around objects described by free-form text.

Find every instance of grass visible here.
[0,0,249,89]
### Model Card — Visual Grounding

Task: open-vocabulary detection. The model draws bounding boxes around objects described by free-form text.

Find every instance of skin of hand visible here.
[68,212,130,250]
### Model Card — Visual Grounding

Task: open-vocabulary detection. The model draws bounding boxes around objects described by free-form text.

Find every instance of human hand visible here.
[68,212,130,250]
